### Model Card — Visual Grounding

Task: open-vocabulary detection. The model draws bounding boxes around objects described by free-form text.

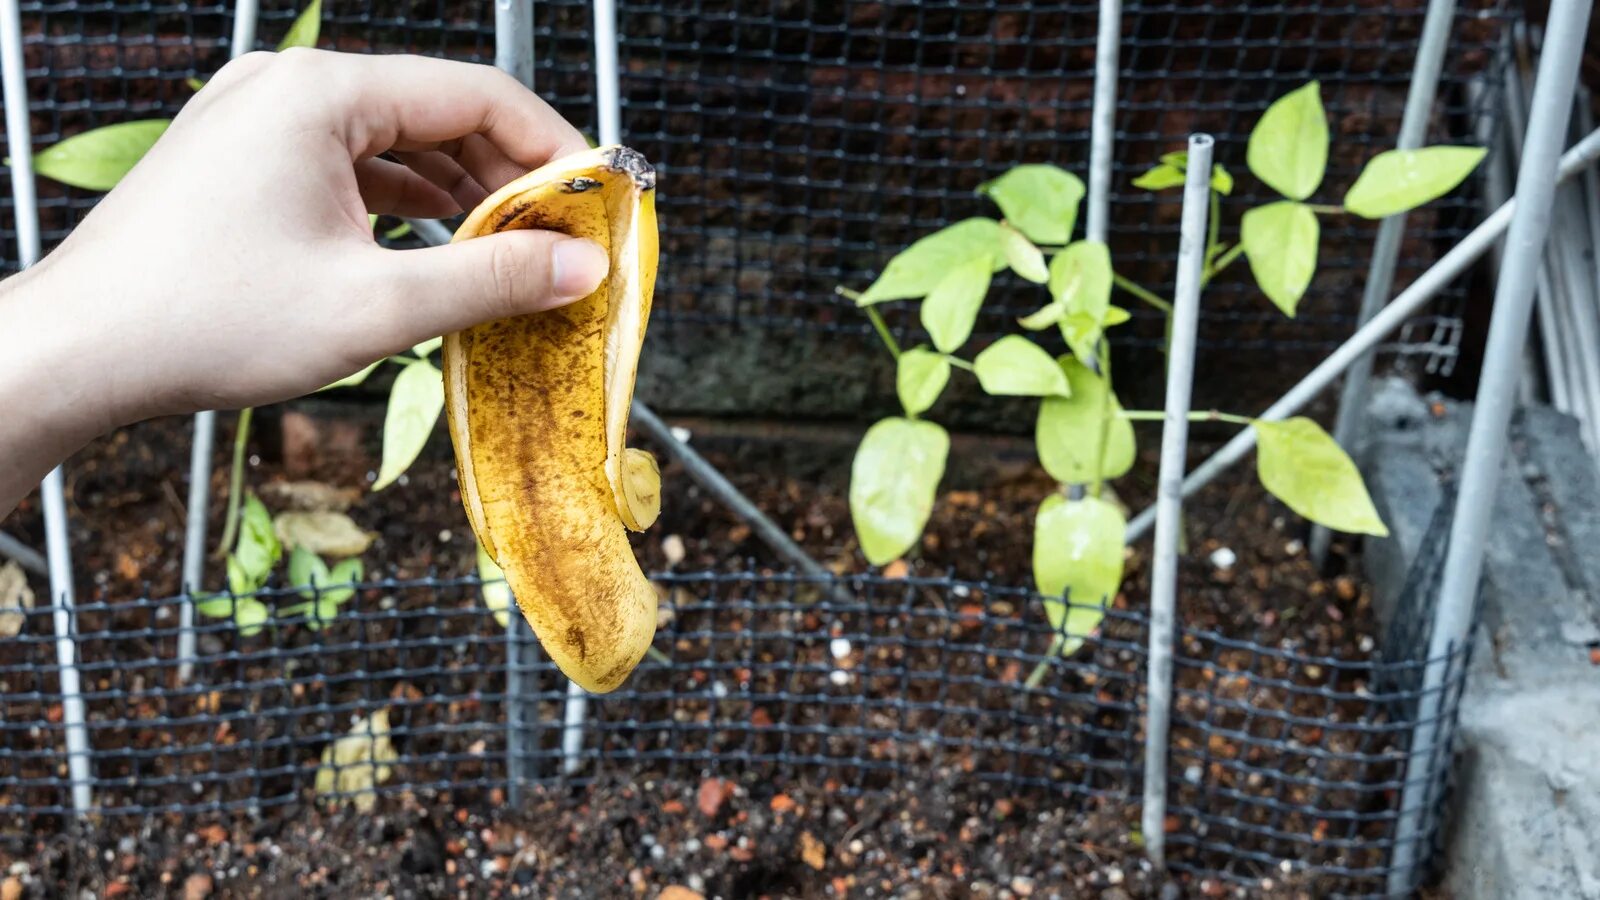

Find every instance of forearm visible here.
[0,264,116,517]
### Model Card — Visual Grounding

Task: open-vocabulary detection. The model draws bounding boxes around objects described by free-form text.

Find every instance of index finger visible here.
[282,50,590,170]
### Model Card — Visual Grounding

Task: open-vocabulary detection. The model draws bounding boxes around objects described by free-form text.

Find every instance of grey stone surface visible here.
[1360,377,1600,899]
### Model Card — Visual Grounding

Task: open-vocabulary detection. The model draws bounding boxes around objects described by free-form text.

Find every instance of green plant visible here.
[844,82,1484,673]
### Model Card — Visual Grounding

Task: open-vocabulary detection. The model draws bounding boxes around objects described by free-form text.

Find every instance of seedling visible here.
[844,83,1484,677]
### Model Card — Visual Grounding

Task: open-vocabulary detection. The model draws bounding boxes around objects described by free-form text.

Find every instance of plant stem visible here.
[211,406,254,560]
[1112,273,1173,314]
[1120,409,1255,426]
[945,356,975,372]
[1024,634,1063,689]
[1207,192,1221,265]
[1206,243,1246,283]
[863,305,902,360]
[1306,203,1344,215]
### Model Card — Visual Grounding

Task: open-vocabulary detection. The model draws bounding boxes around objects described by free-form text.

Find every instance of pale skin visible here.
[0,50,611,517]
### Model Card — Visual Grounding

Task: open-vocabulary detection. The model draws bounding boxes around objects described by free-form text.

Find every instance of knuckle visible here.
[485,239,535,318]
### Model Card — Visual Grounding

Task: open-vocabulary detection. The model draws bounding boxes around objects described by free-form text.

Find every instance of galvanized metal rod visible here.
[1,0,93,815]
[1123,125,1600,543]
[1140,134,1213,869]
[1390,2,1592,890]
[178,0,260,685]
[0,532,46,576]
[1312,0,1458,567]
[494,0,535,89]
[1085,0,1121,244]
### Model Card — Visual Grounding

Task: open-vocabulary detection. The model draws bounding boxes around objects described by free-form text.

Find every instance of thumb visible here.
[370,229,609,343]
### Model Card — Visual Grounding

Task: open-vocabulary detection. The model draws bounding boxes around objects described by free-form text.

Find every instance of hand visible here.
[0,49,609,514]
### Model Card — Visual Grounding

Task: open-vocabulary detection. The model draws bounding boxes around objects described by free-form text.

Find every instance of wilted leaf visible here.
[1033,495,1124,656]
[973,335,1071,397]
[999,223,1048,283]
[1241,201,1319,316]
[1253,417,1388,536]
[315,708,399,813]
[1036,357,1135,483]
[0,562,34,638]
[895,347,952,416]
[31,120,170,191]
[477,543,512,628]
[920,254,994,353]
[277,0,322,50]
[373,360,444,490]
[257,480,358,513]
[275,510,374,558]
[977,164,1085,244]
[1247,82,1328,201]
[858,218,1004,304]
[850,418,949,566]
[1343,146,1487,219]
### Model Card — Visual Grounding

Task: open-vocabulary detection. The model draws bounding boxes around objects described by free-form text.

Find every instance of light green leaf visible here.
[973,335,1072,398]
[197,593,239,619]
[1018,301,1067,331]
[1241,201,1319,316]
[1253,417,1389,536]
[1133,164,1187,192]
[225,556,254,598]
[1049,240,1113,321]
[1343,146,1488,219]
[895,347,952,417]
[277,0,322,50]
[1102,306,1132,327]
[1036,357,1136,483]
[186,76,206,92]
[1060,311,1103,368]
[328,558,363,587]
[977,164,1085,245]
[920,254,994,353]
[477,543,511,628]
[1000,224,1048,283]
[368,213,379,230]
[849,417,949,566]
[1033,495,1125,656]
[233,598,270,637]
[287,546,330,600]
[234,495,281,586]
[372,360,445,490]
[1247,82,1328,201]
[412,336,443,358]
[384,221,413,241]
[1154,152,1235,195]
[858,218,1004,304]
[32,120,170,191]
[318,360,382,393]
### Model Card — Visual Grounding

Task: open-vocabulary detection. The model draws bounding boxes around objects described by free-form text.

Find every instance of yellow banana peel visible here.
[443,145,660,694]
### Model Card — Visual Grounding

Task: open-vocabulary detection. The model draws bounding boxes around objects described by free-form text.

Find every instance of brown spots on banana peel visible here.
[441,146,659,695]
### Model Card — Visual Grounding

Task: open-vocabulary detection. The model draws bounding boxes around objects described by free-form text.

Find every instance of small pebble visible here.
[1358,635,1375,653]
[829,669,851,687]
[849,839,865,855]
[711,681,729,698]
[670,426,692,444]
[1106,866,1124,885]
[829,638,852,660]
[1284,539,1304,556]
[1184,765,1202,784]
[662,535,686,566]
[650,845,666,861]
[1010,875,1035,896]
[1209,547,1237,570]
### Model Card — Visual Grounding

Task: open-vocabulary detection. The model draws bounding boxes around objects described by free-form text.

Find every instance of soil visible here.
[0,395,1403,900]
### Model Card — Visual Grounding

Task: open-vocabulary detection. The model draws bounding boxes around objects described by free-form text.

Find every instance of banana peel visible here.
[443,145,660,694]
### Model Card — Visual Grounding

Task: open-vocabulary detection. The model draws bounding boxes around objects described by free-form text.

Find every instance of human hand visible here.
[1,49,609,512]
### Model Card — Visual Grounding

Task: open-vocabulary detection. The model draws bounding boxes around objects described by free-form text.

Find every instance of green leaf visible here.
[32,120,171,191]
[186,76,206,92]
[225,557,253,598]
[1049,240,1113,321]
[318,360,382,393]
[287,546,330,600]
[412,336,443,358]
[977,164,1085,245]
[1000,224,1048,284]
[234,495,281,586]
[858,218,1004,304]
[1060,311,1103,368]
[1033,495,1125,656]
[1241,201,1319,316]
[1253,417,1389,536]
[1152,153,1234,195]
[373,360,445,490]
[196,593,238,618]
[974,336,1071,397]
[1132,164,1187,192]
[1247,82,1328,201]
[1036,357,1136,483]
[849,417,949,566]
[233,598,270,637]
[329,558,363,587]
[277,0,322,50]
[1102,306,1132,327]
[895,347,952,417]
[477,543,512,628]
[920,254,994,353]
[384,221,413,241]
[1343,146,1488,219]
[368,213,379,230]
[1018,301,1067,331]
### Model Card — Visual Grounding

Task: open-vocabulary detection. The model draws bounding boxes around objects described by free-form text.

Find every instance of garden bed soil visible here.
[0,401,1386,900]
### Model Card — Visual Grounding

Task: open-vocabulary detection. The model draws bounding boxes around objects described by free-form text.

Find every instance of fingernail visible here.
[551,238,609,302]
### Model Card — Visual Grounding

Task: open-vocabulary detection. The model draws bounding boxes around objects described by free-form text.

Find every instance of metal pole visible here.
[1123,126,1600,543]
[0,532,46,575]
[1390,2,1592,890]
[495,0,535,90]
[1,0,94,815]
[230,0,257,59]
[1085,0,1121,244]
[1312,0,1458,567]
[1141,134,1213,869]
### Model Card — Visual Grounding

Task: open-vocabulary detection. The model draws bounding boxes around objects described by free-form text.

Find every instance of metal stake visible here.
[1390,1,1592,890]
[1085,0,1121,244]
[178,0,260,684]
[1,0,94,815]
[1312,0,1458,568]
[1123,125,1600,543]
[1141,134,1213,868]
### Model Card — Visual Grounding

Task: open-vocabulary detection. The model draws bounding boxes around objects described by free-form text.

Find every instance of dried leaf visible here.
[315,708,399,813]
[274,511,374,557]
[0,562,34,638]
[800,831,826,870]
